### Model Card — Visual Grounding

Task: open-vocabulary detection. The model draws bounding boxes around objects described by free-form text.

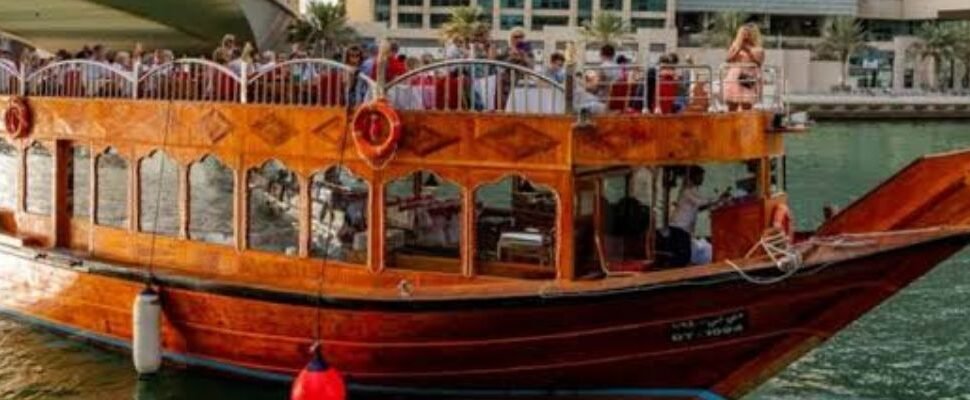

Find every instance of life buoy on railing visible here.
[4,97,32,138]
[771,203,794,240]
[351,99,401,168]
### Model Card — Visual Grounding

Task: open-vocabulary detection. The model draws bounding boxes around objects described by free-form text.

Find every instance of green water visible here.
[3,121,970,399]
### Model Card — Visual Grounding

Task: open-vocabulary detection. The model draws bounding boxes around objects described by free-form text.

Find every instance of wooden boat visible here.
[2,57,970,399]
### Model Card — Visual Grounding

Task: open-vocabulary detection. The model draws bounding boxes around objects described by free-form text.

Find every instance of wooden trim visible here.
[370,171,385,273]
[178,164,189,239]
[298,174,310,258]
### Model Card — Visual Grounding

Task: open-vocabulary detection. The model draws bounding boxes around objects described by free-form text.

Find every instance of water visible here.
[3,121,970,399]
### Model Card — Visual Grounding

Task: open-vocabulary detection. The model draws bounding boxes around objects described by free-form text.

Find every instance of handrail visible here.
[245,58,377,107]
[137,58,243,102]
[717,62,784,111]
[25,60,135,98]
[138,58,242,85]
[0,61,20,96]
[386,59,566,114]
[653,64,715,115]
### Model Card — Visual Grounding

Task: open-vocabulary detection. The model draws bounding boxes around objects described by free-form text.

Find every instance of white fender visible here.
[132,287,162,375]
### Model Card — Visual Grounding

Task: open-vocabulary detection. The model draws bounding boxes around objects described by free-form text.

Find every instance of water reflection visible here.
[247,160,300,254]
[0,138,17,210]
[25,142,53,215]
[139,151,180,236]
[309,166,369,263]
[189,155,234,245]
[96,148,128,228]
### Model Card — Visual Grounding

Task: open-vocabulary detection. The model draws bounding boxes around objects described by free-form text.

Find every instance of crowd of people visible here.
[0,23,766,111]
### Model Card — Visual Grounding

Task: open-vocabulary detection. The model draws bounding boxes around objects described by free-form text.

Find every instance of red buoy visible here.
[290,345,346,400]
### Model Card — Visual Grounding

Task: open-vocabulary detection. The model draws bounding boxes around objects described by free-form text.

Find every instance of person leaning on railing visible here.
[723,23,765,112]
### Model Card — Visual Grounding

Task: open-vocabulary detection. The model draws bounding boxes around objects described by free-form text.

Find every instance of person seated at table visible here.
[544,52,566,84]
[573,70,607,114]
[257,51,278,74]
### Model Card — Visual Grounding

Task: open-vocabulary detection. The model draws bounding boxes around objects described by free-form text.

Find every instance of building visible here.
[345,0,970,92]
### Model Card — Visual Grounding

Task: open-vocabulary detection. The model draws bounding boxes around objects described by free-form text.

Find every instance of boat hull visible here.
[0,233,967,399]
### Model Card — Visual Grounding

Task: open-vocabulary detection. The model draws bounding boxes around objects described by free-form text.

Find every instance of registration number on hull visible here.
[669,310,747,343]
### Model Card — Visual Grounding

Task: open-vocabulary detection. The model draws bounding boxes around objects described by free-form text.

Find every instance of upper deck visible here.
[0,57,790,289]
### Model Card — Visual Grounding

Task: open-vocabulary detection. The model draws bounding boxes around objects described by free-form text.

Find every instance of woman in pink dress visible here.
[723,24,765,111]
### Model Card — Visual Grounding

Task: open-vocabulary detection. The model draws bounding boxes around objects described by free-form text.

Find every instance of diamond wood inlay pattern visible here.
[401,124,460,157]
[250,112,294,147]
[198,109,233,144]
[476,122,559,160]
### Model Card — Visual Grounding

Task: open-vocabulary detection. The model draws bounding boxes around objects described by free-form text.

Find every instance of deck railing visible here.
[26,60,134,98]
[4,58,783,114]
[386,59,566,114]
[246,59,376,107]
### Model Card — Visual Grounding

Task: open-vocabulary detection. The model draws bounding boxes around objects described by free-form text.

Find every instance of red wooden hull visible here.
[0,231,967,399]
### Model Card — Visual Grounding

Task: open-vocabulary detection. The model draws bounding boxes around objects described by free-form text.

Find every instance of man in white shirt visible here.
[669,166,722,266]
[599,44,621,83]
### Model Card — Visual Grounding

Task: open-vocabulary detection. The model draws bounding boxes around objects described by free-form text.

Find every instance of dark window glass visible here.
[500,14,525,30]
[578,0,593,26]
[532,0,569,9]
[385,171,462,272]
[70,146,90,218]
[25,142,53,215]
[96,148,128,228]
[310,166,369,263]
[139,151,180,236]
[398,13,424,28]
[632,0,666,11]
[0,139,16,210]
[247,160,300,254]
[602,0,622,10]
[431,0,470,6]
[189,155,234,245]
[632,18,665,29]
[532,15,569,31]
[501,0,525,8]
[431,14,451,28]
[475,176,557,274]
[399,0,423,5]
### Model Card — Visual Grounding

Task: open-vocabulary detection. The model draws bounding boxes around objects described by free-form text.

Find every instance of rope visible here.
[725,229,804,285]
[144,101,174,287]
[311,67,361,344]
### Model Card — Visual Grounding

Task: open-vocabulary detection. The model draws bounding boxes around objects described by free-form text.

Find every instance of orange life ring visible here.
[351,99,401,167]
[771,203,794,240]
[4,97,31,138]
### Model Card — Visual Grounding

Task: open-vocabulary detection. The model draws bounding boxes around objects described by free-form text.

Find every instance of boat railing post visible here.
[131,60,140,100]
[239,62,248,104]
[564,42,576,115]
[18,62,26,96]
[641,59,650,114]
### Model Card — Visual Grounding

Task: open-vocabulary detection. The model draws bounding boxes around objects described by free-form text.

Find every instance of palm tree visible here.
[440,6,490,46]
[580,12,631,48]
[815,16,866,88]
[951,22,970,88]
[287,0,358,57]
[702,11,750,48]
[908,22,957,90]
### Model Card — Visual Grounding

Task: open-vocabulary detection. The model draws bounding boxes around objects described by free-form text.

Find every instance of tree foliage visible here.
[440,6,491,45]
[815,16,867,86]
[580,12,631,48]
[287,0,358,57]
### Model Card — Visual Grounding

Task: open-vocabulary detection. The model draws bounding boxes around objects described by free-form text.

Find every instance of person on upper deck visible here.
[723,23,765,111]
[498,27,535,69]
[597,44,620,82]
[545,52,566,84]
[367,41,407,83]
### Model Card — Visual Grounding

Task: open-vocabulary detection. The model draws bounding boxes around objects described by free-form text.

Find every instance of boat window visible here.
[247,159,300,254]
[475,176,557,277]
[0,139,16,210]
[602,168,657,264]
[139,150,180,236]
[69,146,91,218]
[385,171,462,272]
[189,155,234,245]
[770,156,786,194]
[310,166,369,264]
[25,142,53,215]
[96,148,128,228]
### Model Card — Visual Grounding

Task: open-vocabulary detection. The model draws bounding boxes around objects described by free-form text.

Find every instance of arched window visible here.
[309,166,369,263]
[0,139,17,210]
[384,170,462,272]
[475,176,557,277]
[69,146,91,218]
[25,142,53,215]
[247,159,300,254]
[96,148,128,228]
[139,150,180,236]
[189,155,234,245]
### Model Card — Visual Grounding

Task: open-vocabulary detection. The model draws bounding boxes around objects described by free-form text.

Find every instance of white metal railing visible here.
[138,58,242,102]
[385,59,566,114]
[0,61,19,96]
[7,58,785,115]
[246,59,376,107]
[26,60,134,98]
